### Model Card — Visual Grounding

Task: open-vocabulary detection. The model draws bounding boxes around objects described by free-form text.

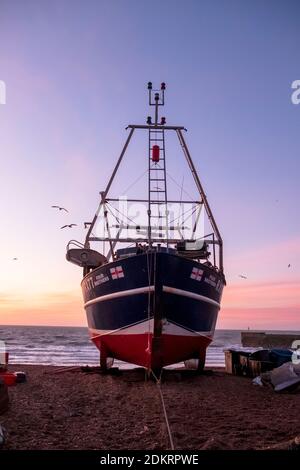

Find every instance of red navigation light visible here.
[152,145,160,163]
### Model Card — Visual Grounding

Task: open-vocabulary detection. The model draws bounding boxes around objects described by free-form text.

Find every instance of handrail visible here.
[66,239,85,251]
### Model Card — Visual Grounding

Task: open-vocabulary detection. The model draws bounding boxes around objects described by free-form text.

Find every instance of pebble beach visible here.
[1,365,300,450]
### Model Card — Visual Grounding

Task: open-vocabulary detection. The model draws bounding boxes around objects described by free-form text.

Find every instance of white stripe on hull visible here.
[90,319,213,339]
[162,320,213,338]
[162,285,221,309]
[84,285,155,308]
[84,284,219,309]
[89,319,154,338]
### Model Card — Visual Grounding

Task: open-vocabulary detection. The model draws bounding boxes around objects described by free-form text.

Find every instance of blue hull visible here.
[81,251,224,369]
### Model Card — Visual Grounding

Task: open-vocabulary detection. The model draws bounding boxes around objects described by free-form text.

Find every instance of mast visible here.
[147,82,168,247]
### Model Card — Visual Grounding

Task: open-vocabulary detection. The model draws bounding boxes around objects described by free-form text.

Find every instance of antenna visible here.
[147,82,166,126]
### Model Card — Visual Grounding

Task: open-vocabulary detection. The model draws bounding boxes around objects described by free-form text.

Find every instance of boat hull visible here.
[81,251,224,370]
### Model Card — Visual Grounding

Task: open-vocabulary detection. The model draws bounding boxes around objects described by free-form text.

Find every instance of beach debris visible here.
[14,371,27,383]
[51,205,69,212]
[259,370,273,387]
[253,362,300,392]
[0,373,16,387]
[0,370,27,386]
[60,224,77,229]
[270,362,300,392]
[200,436,233,450]
[0,424,7,448]
[139,425,149,434]
[252,376,263,386]
[261,435,300,450]
[69,410,80,418]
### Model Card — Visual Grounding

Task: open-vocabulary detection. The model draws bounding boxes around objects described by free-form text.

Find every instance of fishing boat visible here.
[66,83,225,373]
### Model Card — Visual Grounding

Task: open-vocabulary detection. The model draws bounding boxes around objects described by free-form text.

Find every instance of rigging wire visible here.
[121,167,148,195]
[179,176,184,205]
[107,203,138,227]
[179,205,199,227]
[166,171,197,202]
[168,203,198,226]
[106,203,122,225]
[179,176,184,231]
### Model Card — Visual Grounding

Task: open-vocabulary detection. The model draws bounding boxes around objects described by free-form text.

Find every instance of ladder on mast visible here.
[147,82,169,246]
[148,128,169,244]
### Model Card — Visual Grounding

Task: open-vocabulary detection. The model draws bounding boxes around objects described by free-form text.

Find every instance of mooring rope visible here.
[150,369,175,451]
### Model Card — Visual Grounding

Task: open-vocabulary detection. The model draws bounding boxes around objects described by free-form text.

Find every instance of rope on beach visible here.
[151,370,175,451]
[46,366,80,375]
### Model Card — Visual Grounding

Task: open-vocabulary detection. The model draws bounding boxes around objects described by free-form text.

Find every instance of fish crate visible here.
[224,350,252,376]
[225,349,276,377]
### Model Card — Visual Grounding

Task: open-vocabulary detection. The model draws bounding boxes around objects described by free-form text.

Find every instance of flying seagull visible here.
[12,257,18,261]
[60,224,77,229]
[51,205,69,213]
[238,274,248,279]
[288,264,291,268]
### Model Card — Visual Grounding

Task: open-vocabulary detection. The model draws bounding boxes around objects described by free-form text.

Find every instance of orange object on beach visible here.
[0,372,16,386]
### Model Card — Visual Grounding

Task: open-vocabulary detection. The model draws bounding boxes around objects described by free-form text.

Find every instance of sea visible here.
[0,326,297,368]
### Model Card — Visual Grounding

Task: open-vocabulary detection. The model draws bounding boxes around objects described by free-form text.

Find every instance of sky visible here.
[0,0,299,329]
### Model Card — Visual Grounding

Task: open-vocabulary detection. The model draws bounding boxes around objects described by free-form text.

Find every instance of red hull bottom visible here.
[91,332,211,371]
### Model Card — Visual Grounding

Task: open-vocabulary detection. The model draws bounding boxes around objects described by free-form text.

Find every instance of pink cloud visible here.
[227,236,300,282]
[223,280,300,308]
[218,306,300,330]
[0,290,85,326]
